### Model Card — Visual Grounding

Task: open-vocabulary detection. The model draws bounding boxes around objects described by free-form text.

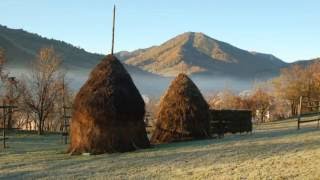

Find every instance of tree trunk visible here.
[38,121,42,135]
[291,101,297,116]
[38,114,44,135]
[260,110,264,123]
[7,108,12,129]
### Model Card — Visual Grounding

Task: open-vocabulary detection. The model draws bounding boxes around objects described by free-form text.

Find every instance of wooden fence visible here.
[0,101,18,149]
[210,110,252,137]
[297,96,320,130]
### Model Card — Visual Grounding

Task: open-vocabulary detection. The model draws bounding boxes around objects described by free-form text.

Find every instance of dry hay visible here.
[150,73,211,144]
[68,55,150,154]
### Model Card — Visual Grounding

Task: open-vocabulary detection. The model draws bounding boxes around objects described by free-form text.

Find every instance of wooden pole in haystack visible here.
[111,5,116,55]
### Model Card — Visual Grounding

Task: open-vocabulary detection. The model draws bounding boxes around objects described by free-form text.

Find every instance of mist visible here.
[67,70,258,98]
[9,67,261,99]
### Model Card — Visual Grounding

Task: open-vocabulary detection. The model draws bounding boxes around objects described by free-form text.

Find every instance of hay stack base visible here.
[68,55,150,155]
[151,73,211,144]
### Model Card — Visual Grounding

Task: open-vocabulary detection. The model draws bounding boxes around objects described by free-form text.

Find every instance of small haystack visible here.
[68,55,150,154]
[151,73,211,144]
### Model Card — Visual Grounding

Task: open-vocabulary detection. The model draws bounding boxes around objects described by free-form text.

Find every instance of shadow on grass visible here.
[30,136,320,178]
[0,171,35,180]
[147,125,320,153]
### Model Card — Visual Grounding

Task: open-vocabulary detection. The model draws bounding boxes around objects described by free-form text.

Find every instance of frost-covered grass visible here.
[1,120,320,179]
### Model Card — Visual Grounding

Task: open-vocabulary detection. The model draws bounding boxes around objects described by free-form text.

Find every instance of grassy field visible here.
[1,119,320,179]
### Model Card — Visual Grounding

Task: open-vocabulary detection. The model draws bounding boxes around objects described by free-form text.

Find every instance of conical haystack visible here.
[68,55,150,154]
[151,73,211,144]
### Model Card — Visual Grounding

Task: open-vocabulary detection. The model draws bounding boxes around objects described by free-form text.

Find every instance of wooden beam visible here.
[300,112,320,117]
[299,119,320,124]
[0,106,17,108]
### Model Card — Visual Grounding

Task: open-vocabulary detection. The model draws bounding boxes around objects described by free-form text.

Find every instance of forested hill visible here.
[1,25,318,80]
[0,25,162,79]
[0,25,104,70]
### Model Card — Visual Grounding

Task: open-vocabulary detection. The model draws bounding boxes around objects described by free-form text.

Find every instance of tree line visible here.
[208,62,320,123]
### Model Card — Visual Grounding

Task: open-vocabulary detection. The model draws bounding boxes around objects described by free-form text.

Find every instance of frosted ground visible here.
[1,119,320,179]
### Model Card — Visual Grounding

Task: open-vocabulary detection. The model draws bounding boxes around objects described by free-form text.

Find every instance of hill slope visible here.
[2,25,319,95]
[0,25,102,70]
[291,57,320,67]
[124,32,287,78]
[0,25,160,78]
[0,25,291,79]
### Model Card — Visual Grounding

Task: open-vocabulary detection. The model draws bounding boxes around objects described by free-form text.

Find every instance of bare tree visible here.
[0,48,6,78]
[0,49,19,129]
[46,78,74,132]
[209,89,252,110]
[249,86,273,123]
[0,48,9,86]
[4,77,20,129]
[21,47,64,135]
[273,63,320,116]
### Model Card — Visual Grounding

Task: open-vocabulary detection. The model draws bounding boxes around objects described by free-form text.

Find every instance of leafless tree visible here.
[20,47,65,135]
[208,89,252,110]
[249,86,273,123]
[273,63,320,116]
[0,48,6,78]
[0,48,9,88]
[0,48,20,129]
[46,78,74,132]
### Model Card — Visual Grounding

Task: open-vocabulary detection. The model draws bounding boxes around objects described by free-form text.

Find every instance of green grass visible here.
[1,120,320,179]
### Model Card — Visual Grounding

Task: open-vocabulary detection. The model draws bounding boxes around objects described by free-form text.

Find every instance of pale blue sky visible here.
[1,0,319,62]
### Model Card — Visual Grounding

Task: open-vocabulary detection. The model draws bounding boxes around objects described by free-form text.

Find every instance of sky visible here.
[0,0,319,62]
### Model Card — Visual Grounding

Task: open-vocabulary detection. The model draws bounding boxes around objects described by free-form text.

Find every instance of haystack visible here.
[68,55,150,154]
[150,73,211,144]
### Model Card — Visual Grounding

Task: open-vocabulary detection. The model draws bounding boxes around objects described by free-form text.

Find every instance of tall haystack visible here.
[68,55,150,154]
[151,73,211,144]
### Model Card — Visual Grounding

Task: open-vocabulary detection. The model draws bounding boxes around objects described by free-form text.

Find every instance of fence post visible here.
[63,106,68,144]
[2,101,6,149]
[297,96,302,130]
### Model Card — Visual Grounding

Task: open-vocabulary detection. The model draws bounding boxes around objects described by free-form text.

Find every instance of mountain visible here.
[123,32,287,78]
[0,25,161,79]
[0,25,287,79]
[116,49,151,61]
[291,58,320,67]
[2,24,319,95]
[0,25,168,96]
[0,25,102,70]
